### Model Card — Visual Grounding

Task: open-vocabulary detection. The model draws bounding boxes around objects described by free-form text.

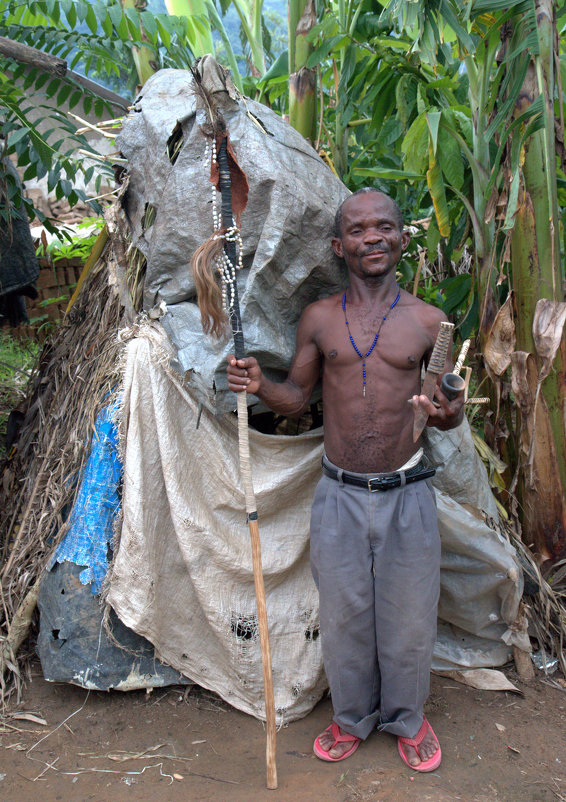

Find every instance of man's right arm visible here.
[227,306,321,418]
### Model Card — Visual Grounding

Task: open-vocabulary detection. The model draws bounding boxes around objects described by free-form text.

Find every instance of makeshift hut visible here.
[1,58,564,716]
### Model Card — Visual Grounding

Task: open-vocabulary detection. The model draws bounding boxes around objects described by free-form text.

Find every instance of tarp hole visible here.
[167,121,184,165]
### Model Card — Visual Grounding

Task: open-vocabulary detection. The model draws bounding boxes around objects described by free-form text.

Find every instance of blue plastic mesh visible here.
[52,399,122,594]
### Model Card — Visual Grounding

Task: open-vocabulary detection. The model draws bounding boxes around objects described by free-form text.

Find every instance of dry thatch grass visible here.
[509,528,566,678]
[0,209,134,703]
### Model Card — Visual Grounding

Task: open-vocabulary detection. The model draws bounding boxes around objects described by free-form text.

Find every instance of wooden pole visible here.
[0,36,66,76]
[218,138,278,789]
[0,37,129,111]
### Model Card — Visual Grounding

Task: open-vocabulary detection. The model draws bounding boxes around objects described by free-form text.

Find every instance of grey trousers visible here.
[310,459,440,741]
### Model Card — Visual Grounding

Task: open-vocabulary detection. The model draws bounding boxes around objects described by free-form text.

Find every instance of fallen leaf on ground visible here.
[8,713,47,725]
[438,669,521,693]
[495,723,506,732]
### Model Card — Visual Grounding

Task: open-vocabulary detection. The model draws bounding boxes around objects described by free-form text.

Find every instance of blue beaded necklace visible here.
[342,287,401,397]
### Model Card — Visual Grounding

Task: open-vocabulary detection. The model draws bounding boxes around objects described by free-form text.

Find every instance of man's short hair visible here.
[333,189,404,238]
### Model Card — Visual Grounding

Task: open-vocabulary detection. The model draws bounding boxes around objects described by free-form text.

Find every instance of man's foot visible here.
[313,722,361,762]
[397,716,442,772]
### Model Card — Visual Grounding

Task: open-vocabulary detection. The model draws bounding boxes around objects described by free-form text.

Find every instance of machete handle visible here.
[427,321,454,375]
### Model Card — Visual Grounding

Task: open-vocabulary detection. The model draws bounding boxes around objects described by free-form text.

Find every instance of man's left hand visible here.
[410,385,465,431]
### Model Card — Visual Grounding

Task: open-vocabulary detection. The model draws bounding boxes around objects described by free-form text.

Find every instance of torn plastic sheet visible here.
[37,562,190,691]
[51,399,121,594]
[40,399,190,690]
[531,650,559,673]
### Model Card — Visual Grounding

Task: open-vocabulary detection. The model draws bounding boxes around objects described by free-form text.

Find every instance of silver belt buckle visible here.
[367,477,382,492]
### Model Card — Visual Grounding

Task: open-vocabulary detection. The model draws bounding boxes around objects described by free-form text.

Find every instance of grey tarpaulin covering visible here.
[117,59,349,414]
[106,324,523,724]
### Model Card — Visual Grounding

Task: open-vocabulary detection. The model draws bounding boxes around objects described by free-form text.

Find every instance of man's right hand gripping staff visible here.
[227,355,262,397]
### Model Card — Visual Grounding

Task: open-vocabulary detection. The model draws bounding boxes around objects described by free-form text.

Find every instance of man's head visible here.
[333,189,404,239]
[331,189,409,282]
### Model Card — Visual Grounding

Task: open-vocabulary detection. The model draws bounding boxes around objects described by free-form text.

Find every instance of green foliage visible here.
[0,69,107,228]
[2,0,564,356]
[35,216,105,262]
[0,0,242,228]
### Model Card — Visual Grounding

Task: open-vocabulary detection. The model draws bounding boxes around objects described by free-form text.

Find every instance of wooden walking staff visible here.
[190,90,277,787]
[217,137,278,790]
[218,137,277,789]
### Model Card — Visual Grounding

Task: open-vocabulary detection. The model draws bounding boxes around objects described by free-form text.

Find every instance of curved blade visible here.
[413,372,438,442]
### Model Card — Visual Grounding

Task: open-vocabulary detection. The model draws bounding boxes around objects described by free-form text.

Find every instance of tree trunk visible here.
[120,0,159,87]
[509,1,566,559]
[288,0,316,143]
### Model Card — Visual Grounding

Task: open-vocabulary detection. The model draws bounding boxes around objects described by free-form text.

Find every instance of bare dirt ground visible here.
[1,661,565,802]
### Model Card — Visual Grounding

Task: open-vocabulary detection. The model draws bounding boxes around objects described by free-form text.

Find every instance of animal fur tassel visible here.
[191,233,228,337]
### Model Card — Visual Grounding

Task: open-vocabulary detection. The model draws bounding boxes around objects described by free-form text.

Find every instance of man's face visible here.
[331,192,410,281]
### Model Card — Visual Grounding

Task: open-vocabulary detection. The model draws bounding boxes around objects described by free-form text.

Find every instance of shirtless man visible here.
[227,189,464,770]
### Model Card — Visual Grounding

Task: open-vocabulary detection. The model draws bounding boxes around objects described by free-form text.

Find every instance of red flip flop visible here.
[397,716,442,772]
[313,722,361,762]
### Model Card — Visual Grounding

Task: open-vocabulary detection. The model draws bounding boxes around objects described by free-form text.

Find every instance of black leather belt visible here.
[322,459,436,492]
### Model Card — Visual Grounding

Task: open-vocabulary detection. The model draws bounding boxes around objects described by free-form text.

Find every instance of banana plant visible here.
[164,0,215,59]
[303,0,364,175]
[230,0,266,76]
[288,0,316,142]
[382,0,566,559]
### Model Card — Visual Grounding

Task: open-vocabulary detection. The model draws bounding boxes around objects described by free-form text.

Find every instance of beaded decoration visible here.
[342,288,401,397]
[203,136,244,315]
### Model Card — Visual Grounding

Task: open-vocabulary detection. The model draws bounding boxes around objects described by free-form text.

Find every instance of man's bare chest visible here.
[316,309,432,374]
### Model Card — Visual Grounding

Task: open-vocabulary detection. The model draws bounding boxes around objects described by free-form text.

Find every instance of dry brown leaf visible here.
[510,351,535,422]
[499,234,512,280]
[532,299,566,382]
[484,293,515,376]
[440,669,521,693]
[484,188,498,224]
[510,350,566,555]
[8,712,47,725]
